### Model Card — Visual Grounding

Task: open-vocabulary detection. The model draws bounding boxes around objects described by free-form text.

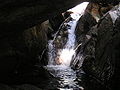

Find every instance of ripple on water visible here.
[45,65,84,90]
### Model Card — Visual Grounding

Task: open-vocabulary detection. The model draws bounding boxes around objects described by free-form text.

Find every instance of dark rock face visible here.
[111,16,120,89]
[49,14,65,33]
[71,3,98,69]
[53,17,72,49]
[63,11,73,19]
[0,0,118,33]
[0,84,42,90]
[0,0,85,33]
[75,12,97,41]
[0,20,51,82]
[75,2,102,44]
[82,4,120,90]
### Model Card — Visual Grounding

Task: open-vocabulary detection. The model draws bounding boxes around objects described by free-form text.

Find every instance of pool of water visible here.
[35,65,111,90]
[43,65,84,90]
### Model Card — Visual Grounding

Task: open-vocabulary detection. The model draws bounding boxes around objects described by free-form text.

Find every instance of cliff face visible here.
[78,3,120,89]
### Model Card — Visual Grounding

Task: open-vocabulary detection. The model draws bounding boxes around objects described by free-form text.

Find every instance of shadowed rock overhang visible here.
[0,0,119,32]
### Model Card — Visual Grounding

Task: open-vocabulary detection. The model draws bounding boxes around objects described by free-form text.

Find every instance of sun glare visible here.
[59,49,75,66]
[68,2,89,14]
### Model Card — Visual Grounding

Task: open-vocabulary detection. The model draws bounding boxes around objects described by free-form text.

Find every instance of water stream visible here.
[38,2,117,90]
[45,2,89,90]
[46,65,83,90]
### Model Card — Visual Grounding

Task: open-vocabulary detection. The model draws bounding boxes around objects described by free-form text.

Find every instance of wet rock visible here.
[99,4,114,16]
[53,17,72,49]
[49,14,65,33]
[109,16,120,89]
[63,11,73,19]
[74,25,97,71]
[72,5,98,69]
[82,4,120,90]
[75,11,97,43]
[87,3,101,22]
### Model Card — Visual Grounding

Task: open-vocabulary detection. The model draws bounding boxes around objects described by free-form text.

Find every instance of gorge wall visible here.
[74,3,120,90]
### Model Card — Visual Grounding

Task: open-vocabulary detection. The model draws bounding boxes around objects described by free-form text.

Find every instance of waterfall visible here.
[48,2,89,66]
[45,2,89,90]
[58,14,80,66]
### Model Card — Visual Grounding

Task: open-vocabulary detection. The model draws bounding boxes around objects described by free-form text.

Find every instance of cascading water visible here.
[57,14,80,66]
[46,2,89,90]
[48,2,89,66]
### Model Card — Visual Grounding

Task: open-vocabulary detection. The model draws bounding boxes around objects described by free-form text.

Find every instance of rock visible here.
[75,10,97,43]
[0,0,118,34]
[63,11,73,19]
[49,14,65,33]
[14,84,41,90]
[0,20,50,83]
[72,5,98,69]
[53,17,72,49]
[0,84,42,90]
[82,4,120,90]
[0,0,86,33]
[110,16,120,89]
